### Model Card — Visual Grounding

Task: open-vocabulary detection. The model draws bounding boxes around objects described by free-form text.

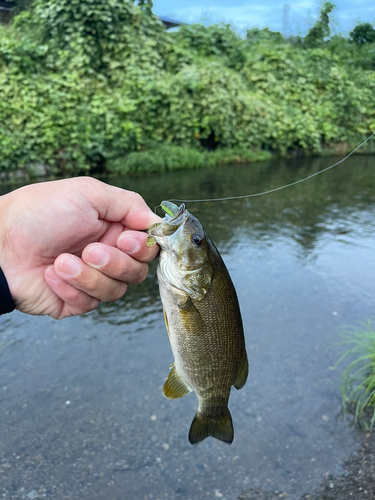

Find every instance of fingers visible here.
[44,265,100,318]
[52,231,157,302]
[53,254,129,302]
[82,242,151,284]
[44,228,159,317]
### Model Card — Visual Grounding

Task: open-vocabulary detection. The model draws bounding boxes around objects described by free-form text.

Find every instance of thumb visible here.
[79,178,161,230]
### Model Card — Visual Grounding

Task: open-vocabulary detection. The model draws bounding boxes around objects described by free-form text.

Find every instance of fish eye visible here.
[191,233,203,246]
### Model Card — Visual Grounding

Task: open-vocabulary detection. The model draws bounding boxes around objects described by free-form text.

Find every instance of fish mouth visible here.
[161,201,185,223]
[150,201,188,237]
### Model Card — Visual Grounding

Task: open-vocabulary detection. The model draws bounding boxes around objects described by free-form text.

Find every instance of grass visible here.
[333,319,375,431]
[106,145,273,175]
[0,146,274,184]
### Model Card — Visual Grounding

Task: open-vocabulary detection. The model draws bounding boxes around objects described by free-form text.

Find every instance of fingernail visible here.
[58,256,81,277]
[85,245,109,267]
[118,234,140,254]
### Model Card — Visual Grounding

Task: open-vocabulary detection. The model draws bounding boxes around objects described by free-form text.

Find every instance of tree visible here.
[304,2,335,48]
[134,0,153,12]
[350,23,375,44]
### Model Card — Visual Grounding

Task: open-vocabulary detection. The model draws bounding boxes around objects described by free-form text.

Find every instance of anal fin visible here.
[233,351,249,390]
[163,365,191,399]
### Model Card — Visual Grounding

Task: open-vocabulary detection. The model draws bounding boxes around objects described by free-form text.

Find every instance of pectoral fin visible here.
[177,296,206,336]
[233,351,249,390]
[163,365,191,399]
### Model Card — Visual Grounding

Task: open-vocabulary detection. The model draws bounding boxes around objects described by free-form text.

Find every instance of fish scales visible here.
[148,201,248,444]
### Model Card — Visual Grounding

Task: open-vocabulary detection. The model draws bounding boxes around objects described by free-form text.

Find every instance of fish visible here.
[147,201,248,445]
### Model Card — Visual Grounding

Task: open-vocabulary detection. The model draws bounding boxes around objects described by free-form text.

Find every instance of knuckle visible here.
[63,285,83,303]
[132,264,149,284]
[130,191,143,203]
[115,282,128,300]
[72,298,100,315]
[82,298,101,313]
[75,176,97,192]
[102,282,128,302]
[52,311,65,320]
[84,272,102,293]
[129,191,146,208]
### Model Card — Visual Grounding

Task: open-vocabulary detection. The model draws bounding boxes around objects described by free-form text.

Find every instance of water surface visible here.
[1,156,375,500]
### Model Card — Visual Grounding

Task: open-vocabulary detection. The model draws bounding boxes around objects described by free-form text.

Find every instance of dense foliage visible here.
[0,1,374,177]
[350,23,375,45]
[304,1,334,48]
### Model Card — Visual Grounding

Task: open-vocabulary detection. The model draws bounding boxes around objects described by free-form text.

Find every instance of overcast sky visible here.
[153,1,375,36]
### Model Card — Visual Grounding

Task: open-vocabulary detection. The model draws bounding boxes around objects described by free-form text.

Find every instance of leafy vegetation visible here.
[304,1,334,48]
[334,320,375,431]
[0,1,374,178]
[107,144,272,175]
[350,23,375,45]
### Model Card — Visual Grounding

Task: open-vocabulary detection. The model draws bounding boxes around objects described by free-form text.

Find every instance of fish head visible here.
[149,201,211,272]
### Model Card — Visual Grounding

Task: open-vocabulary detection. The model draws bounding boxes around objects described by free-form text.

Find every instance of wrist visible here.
[0,194,15,314]
[0,193,10,270]
[0,267,15,315]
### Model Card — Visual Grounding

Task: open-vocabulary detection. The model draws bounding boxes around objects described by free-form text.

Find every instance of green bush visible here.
[334,320,375,431]
[0,1,374,177]
[350,23,375,45]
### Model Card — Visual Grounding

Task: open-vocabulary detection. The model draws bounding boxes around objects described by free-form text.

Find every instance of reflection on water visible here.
[95,155,375,323]
[91,263,162,328]
[1,155,375,500]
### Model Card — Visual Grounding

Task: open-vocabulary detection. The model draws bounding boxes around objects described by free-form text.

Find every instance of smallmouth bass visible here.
[148,201,248,444]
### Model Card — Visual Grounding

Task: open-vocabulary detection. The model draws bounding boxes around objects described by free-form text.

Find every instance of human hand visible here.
[0,177,160,319]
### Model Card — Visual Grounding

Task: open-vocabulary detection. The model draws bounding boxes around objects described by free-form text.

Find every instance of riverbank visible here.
[1,142,373,185]
[240,430,375,499]
[0,146,272,184]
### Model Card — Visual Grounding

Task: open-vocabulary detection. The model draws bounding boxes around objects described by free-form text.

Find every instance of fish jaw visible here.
[149,204,213,298]
[149,203,207,268]
[149,209,189,254]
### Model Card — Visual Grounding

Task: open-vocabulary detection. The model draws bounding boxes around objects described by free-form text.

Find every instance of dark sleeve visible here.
[0,268,15,315]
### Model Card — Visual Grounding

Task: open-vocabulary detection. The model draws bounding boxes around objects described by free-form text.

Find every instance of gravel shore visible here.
[240,431,375,500]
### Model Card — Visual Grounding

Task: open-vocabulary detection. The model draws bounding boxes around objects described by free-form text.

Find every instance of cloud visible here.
[154,0,375,36]
[159,5,286,32]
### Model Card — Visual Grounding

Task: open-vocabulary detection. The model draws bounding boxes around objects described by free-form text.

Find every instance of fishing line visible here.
[158,132,374,209]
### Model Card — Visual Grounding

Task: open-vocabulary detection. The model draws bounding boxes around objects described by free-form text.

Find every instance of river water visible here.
[1,155,375,500]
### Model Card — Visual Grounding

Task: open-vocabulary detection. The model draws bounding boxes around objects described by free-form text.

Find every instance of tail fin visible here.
[188,409,234,445]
